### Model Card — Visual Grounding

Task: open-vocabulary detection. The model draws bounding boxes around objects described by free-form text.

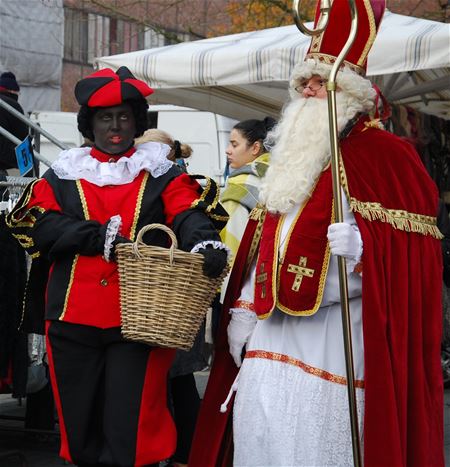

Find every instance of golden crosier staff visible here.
[292,1,362,467]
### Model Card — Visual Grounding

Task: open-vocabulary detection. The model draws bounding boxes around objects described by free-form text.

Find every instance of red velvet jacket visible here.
[7,147,225,329]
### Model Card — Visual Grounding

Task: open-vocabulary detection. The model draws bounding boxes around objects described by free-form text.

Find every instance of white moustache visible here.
[260,92,365,214]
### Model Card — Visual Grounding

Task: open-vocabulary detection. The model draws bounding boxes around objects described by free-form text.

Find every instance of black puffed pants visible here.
[46,320,176,467]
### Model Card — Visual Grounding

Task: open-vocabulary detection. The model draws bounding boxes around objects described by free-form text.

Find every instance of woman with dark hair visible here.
[221,117,276,260]
[6,66,228,467]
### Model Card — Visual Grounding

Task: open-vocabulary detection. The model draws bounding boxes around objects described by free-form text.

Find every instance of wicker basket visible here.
[116,223,228,351]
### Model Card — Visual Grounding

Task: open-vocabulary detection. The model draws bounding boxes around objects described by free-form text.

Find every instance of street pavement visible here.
[0,376,449,467]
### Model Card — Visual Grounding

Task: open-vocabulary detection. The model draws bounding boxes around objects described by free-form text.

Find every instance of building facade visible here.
[0,1,446,112]
[62,0,229,110]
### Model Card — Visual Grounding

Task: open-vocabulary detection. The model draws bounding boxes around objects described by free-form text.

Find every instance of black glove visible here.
[110,235,132,262]
[198,246,228,278]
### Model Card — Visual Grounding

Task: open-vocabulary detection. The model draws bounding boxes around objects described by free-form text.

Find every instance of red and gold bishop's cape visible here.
[189,117,444,467]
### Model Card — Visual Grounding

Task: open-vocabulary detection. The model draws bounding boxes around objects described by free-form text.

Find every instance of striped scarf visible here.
[220,153,269,261]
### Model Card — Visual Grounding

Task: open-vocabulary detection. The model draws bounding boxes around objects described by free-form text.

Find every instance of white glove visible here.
[227,310,257,368]
[327,222,363,263]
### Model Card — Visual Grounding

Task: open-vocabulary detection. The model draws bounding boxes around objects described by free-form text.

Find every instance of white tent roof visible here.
[95,11,450,120]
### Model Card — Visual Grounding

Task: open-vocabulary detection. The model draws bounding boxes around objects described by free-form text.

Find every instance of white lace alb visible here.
[233,357,365,466]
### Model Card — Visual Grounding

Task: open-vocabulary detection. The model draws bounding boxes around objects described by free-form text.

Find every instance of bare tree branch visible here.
[89,0,206,43]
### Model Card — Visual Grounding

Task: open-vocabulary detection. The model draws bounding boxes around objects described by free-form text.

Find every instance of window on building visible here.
[64,8,193,65]
[64,8,88,63]
[88,13,110,63]
[164,30,196,46]
[144,28,166,49]
[112,19,146,54]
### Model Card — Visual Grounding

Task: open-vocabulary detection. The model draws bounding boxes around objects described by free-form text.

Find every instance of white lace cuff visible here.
[103,215,122,262]
[229,307,256,319]
[190,240,231,260]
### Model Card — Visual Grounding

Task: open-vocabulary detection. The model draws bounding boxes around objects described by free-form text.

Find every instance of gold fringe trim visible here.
[349,198,443,239]
[339,154,442,239]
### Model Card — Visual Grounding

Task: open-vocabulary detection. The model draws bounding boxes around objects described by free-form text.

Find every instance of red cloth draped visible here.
[189,122,444,467]
[341,123,444,467]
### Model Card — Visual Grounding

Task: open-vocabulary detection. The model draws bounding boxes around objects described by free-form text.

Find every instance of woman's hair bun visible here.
[263,116,276,132]
[179,143,193,159]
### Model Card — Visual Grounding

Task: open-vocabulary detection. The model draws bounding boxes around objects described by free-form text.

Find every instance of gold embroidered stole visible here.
[254,168,334,318]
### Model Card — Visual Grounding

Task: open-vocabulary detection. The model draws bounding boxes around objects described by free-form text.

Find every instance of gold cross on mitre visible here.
[256,262,268,299]
[287,256,315,292]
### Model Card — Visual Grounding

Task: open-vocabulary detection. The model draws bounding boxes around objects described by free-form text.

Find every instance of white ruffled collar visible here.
[51,142,174,186]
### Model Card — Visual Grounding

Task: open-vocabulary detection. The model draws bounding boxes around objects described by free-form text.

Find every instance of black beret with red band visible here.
[74,66,154,107]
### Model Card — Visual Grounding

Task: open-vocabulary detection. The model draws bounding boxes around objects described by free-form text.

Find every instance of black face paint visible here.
[91,103,136,155]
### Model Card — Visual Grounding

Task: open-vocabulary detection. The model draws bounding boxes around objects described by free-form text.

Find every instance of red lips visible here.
[110,135,123,144]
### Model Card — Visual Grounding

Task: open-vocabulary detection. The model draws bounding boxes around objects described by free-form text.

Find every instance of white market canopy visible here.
[95,10,450,120]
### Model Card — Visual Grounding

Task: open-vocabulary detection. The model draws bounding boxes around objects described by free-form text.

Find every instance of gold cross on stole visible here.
[287,256,315,292]
[256,263,268,298]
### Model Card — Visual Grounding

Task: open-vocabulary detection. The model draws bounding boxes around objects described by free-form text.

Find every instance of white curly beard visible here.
[259,91,369,214]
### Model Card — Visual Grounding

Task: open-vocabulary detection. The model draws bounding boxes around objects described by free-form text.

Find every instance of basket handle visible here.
[133,223,178,264]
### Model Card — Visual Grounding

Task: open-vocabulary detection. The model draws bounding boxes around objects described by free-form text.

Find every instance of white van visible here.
[30,106,237,185]
[149,105,236,185]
